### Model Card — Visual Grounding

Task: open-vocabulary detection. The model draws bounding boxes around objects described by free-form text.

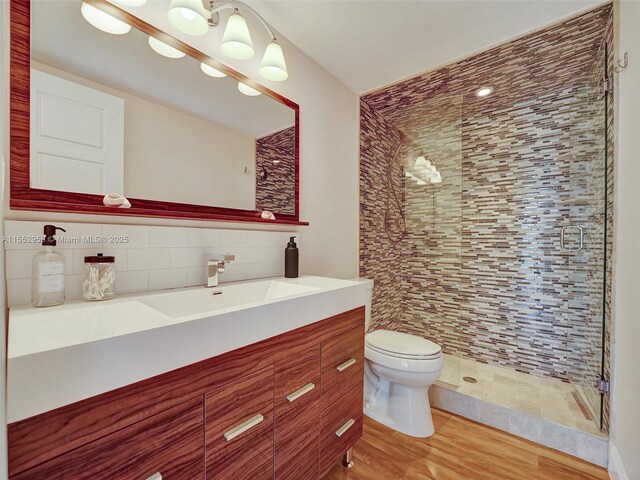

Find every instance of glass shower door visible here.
[565,40,609,430]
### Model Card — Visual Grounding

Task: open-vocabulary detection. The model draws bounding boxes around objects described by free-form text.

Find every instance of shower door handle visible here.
[561,225,583,252]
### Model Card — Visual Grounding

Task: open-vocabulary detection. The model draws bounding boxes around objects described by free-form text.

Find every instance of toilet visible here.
[361,280,444,437]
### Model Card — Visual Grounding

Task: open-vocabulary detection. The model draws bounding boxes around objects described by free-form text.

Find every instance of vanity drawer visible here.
[13,397,204,480]
[319,385,363,477]
[321,325,365,410]
[274,346,321,480]
[205,366,275,480]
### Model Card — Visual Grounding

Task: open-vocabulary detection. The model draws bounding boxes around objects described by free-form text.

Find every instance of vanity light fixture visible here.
[167,0,289,81]
[221,10,255,60]
[238,82,262,96]
[200,62,227,77]
[148,36,187,59]
[475,86,494,97]
[80,2,131,35]
[168,0,210,36]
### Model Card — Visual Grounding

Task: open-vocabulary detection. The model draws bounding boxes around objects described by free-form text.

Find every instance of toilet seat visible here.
[365,330,443,373]
[366,330,442,360]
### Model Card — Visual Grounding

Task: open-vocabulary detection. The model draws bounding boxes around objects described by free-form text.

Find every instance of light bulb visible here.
[81,3,131,35]
[148,37,186,59]
[238,82,261,96]
[111,0,147,6]
[200,62,227,78]
[259,41,288,81]
[168,0,209,36]
[221,12,254,60]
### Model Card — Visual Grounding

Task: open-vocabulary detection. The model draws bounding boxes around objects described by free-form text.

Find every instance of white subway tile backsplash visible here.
[127,248,171,271]
[149,227,189,248]
[4,221,46,250]
[103,224,149,248]
[247,231,290,247]
[5,250,37,279]
[205,246,260,264]
[115,270,149,295]
[54,223,103,250]
[66,274,84,299]
[7,278,32,305]
[259,246,282,263]
[187,266,206,287]
[219,263,247,283]
[170,248,205,268]
[187,228,221,248]
[148,268,188,291]
[4,221,297,306]
[220,230,247,248]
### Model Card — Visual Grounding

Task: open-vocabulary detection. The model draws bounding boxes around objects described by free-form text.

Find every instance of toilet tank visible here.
[354,278,374,331]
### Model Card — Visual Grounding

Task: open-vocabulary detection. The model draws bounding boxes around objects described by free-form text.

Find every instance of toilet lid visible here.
[366,330,441,359]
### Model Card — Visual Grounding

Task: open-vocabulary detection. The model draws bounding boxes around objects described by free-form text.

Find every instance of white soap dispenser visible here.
[32,224,66,307]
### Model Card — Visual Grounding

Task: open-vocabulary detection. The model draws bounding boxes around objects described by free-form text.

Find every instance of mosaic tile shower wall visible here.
[359,5,613,432]
[256,126,296,215]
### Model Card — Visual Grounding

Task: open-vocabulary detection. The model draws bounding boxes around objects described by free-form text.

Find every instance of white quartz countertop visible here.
[7,275,368,423]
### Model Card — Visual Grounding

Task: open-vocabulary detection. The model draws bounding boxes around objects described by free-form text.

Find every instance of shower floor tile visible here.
[437,354,603,436]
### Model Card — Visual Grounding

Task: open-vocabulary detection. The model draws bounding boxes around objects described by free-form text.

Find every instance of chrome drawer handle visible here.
[336,358,357,372]
[335,418,355,437]
[224,413,264,441]
[286,383,315,402]
[146,474,162,480]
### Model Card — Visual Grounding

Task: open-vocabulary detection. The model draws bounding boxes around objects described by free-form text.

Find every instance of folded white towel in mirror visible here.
[103,193,131,208]
[261,211,276,220]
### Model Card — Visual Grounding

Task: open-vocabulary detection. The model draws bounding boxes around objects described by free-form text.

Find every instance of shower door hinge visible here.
[600,77,613,97]
[597,378,610,395]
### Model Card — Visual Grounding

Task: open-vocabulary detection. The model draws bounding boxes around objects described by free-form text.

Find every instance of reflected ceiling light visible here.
[168,0,209,36]
[238,82,262,96]
[272,160,280,164]
[475,86,493,97]
[111,0,148,6]
[221,11,255,60]
[80,3,131,35]
[200,62,227,78]
[148,37,186,58]
[260,41,288,81]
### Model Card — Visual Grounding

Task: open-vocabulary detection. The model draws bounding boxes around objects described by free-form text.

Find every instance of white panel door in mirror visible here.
[30,69,124,195]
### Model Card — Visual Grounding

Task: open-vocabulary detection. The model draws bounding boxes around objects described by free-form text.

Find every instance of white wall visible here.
[33,62,257,210]
[4,2,360,280]
[610,1,640,479]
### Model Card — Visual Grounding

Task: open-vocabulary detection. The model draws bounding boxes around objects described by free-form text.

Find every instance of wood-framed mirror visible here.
[9,0,307,225]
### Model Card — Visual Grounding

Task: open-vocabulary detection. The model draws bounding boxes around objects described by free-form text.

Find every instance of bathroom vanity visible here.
[7,277,366,479]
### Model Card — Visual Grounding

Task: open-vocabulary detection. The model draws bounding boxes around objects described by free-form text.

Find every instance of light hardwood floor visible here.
[325,409,609,480]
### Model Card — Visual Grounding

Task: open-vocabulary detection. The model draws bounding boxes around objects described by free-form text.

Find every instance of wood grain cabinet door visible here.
[321,325,364,410]
[274,346,322,480]
[319,385,364,478]
[205,365,275,480]
[12,398,204,480]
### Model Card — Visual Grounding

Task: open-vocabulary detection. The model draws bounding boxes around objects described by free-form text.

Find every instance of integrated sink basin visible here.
[7,275,369,423]
[139,279,320,319]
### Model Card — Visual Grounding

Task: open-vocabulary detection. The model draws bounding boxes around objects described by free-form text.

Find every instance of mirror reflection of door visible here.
[30,69,124,195]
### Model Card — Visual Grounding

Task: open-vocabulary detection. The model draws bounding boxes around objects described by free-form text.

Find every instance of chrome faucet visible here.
[206,253,235,287]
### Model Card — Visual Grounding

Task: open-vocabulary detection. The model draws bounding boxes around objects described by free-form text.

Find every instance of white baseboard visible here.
[609,445,629,480]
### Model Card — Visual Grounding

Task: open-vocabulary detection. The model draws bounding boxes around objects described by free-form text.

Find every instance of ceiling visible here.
[247,0,606,94]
